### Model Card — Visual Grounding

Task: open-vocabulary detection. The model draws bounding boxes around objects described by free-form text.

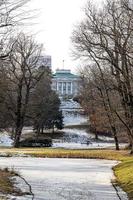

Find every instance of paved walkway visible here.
[0,158,128,200]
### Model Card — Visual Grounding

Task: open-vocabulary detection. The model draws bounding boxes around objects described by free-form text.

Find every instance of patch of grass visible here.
[0,168,19,196]
[0,148,132,199]
[0,148,131,160]
[114,160,133,200]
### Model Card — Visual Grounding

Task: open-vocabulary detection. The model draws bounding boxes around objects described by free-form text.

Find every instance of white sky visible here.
[26,0,101,72]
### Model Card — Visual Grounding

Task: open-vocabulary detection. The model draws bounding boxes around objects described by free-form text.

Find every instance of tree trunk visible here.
[129,132,133,154]
[36,127,40,139]
[130,145,133,154]
[112,126,119,150]
[14,126,23,147]
[41,127,44,134]
[94,127,98,140]
[14,81,23,147]
[14,84,30,147]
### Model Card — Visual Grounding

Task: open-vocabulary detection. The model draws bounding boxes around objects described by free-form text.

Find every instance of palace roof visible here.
[53,69,79,79]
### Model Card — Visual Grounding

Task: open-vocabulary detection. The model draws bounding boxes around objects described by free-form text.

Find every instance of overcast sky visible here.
[27,0,101,72]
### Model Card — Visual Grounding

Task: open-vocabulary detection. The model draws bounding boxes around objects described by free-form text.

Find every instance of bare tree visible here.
[3,33,44,147]
[72,0,133,153]
[0,0,32,59]
[80,66,121,150]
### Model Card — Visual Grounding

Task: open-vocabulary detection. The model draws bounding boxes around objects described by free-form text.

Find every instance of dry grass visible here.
[0,169,13,195]
[0,167,26,199]
[0,168,19,196]
[0,147,130,159]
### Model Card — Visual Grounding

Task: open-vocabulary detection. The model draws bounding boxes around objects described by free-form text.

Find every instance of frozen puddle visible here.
[0,158,128,200]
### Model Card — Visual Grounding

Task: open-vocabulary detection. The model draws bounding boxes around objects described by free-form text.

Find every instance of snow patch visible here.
[0,132,13,147]
[52,142,126,149]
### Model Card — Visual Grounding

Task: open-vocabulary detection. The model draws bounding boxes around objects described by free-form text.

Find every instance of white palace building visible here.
[52,69,81,98]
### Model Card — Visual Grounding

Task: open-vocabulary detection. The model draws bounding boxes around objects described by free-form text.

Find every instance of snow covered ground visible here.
[61,99,82,109]
[0,100,127,149]
[0,158,128,200]
[52,141,126,149]
[63,111,88,125]
[58,100,127,149]
[0,132,13,147]
[52,128,121,149]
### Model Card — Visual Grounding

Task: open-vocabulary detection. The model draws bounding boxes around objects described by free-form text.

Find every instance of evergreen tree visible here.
[31,68,64,135]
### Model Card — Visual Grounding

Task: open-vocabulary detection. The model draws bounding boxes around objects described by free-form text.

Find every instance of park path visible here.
[0,157,128,200]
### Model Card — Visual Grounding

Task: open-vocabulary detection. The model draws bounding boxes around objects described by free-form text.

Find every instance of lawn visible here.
[0,148,132,199]
[114,159,133,200]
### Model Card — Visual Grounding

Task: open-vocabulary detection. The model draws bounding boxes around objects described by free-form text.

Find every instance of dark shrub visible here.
[19,138,52,147]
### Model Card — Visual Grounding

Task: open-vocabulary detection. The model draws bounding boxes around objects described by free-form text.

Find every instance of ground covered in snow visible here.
[0,158,128,200]
[0,100,127,149]
[0,132,13,147]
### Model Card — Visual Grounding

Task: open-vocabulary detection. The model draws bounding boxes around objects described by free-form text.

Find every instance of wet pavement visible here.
[0,158,128,200]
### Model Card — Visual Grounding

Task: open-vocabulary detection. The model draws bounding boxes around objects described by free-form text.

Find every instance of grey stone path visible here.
[0,158,128,200]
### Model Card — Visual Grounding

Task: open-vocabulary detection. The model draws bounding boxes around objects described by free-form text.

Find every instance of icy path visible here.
[0,158,128,200]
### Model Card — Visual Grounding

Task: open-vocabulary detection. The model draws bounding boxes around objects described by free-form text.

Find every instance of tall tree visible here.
[0,69,14,129]
[80,66,121,149]
[31,68,64,135]
[0,0,33,130]
[72,0,133,152]
[0,0,31,59]
[2,33,44,147]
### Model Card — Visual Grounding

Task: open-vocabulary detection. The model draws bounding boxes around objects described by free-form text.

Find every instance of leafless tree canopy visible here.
[0,0,32,59]
[0,32,44,147]
[72,0,133,153]
[0,0,63,148]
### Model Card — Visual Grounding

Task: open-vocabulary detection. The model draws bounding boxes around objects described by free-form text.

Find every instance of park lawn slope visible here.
[0,148,133,199]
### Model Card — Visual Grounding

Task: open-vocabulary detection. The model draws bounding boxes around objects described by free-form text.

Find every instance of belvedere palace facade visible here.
[52,69,81,98]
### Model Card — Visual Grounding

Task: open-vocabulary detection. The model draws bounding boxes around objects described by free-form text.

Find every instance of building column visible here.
[66,82,68,95]
[71,82,73,94]
[61,82,63,95]
[56,82,59,92]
